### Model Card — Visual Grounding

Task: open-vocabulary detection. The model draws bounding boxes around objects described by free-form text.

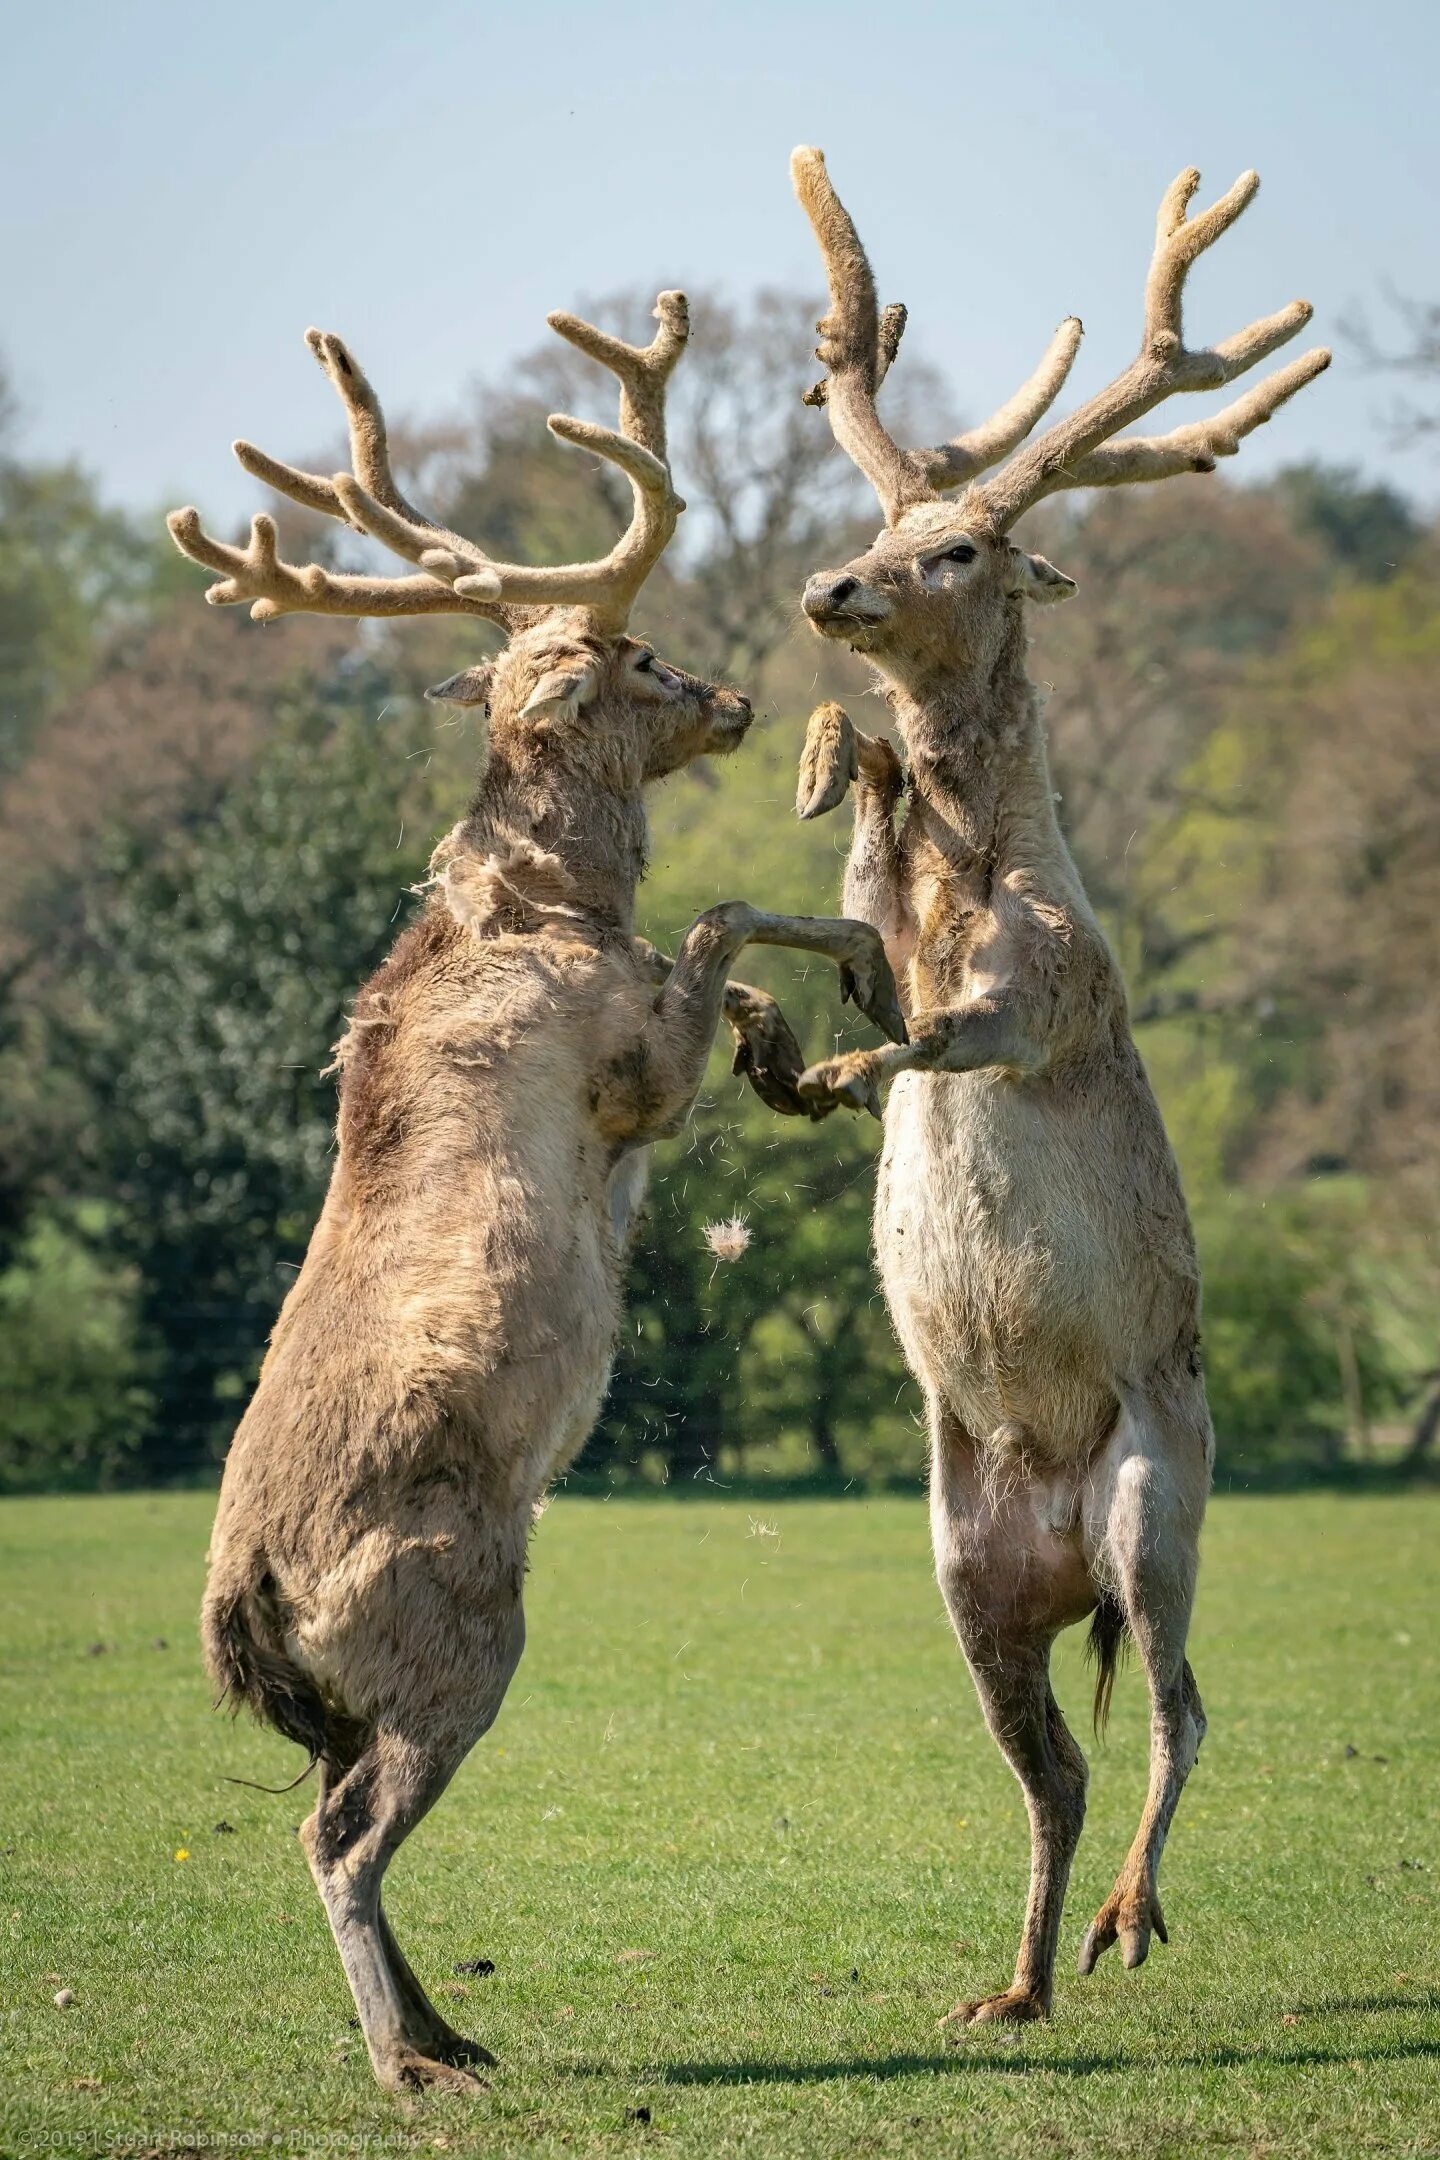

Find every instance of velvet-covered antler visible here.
[978,169,1330,530]
[791,146,1330,533]
[169,295,692,635]
[791,147,1083,525]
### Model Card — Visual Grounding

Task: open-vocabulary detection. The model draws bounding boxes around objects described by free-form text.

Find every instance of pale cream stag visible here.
[789,146,1328,2025]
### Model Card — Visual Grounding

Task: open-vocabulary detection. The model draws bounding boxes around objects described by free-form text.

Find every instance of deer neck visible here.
[884,612,1062,874]
[459,757,647,935]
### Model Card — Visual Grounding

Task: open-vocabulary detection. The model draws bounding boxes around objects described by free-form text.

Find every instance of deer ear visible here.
[520,663,599,724]
[425,664,494,708]
[1014,551,1077,606]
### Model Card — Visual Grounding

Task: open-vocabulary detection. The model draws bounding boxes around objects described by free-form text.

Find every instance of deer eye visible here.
[943,544,978,565]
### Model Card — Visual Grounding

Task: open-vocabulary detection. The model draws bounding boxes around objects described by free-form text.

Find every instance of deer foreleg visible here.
[613,904,904,1144]
[798,996,1040,1118]
[844,755,910,969]
[633,938,828,1120]
[797,704,912,973]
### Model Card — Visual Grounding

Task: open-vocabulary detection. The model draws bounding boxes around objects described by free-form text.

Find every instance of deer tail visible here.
[201,1556,334,1767]
[1086,1591,1131,1738]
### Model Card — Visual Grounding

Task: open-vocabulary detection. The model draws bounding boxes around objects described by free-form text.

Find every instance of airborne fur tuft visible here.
[703,1214,752,1263]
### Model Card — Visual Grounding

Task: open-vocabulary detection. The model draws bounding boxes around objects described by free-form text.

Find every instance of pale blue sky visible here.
[5,0,1437,520]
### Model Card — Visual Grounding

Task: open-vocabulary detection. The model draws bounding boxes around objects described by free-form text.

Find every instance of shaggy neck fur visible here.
[456,733,649,935]
[880,607,1062,873]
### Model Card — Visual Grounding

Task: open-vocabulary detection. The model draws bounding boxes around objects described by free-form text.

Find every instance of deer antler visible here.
[323,295,690,635]
[165,507,490,623]
[976,169,1331,531]
[792,149,1330,533]
[790,147,930,525]
[169,329,509,624]
[546,289,689,461]
[169,296,692,636]
[791,147,1084,525]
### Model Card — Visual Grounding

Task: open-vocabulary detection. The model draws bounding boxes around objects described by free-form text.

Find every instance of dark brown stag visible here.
[173,291,903,2090]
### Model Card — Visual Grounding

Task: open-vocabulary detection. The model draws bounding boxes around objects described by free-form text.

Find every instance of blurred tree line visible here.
[0,291,1435,1494]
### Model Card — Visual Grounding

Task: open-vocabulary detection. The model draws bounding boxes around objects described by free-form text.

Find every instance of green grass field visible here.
[1,1492,1436,2159]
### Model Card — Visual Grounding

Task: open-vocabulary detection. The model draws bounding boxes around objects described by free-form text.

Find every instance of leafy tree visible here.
[62,698,438,1475]
[0,1209,153,1493]
[1,303,1436,1491]
[0,366,184,773]
[1264,463,1420,582]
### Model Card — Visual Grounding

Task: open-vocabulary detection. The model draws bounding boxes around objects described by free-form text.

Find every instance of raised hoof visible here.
[729,1003,831,1121]
[840,956,908,1046]
[383,2048,492,2093]
[798,1059,882,1121]
[1079,1896,1168,1976]
[796,702,857,821]
[941,1987,1048,2029]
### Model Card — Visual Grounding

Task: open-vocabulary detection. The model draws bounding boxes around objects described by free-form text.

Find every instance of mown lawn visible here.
[0,1490,1436,2159]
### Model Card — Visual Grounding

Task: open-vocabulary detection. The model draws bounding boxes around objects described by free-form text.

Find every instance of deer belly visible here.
[874,1071,1113,1449]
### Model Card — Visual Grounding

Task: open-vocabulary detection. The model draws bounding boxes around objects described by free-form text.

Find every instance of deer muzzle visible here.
[801,572,893,639]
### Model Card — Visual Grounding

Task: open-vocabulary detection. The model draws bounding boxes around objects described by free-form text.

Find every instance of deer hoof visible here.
[941,1986,1048,2028]
[384,2049,492,2093]
[1119,1925,1150,1969]
[730,1009,831,1120]
[1080,1892,1167,1975]
[840,955,907,1046]
[796,702,857,820]
[798,1056,881,1120]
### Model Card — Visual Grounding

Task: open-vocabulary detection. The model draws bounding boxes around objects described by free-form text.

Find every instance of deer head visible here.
[168,296,751,788]
[791,147,1330,692]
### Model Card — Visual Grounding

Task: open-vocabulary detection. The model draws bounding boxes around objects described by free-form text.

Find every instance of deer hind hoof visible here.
[1079,1894,1168,1976]
[384,2050,492,2094]
[941,1987,1049,2028]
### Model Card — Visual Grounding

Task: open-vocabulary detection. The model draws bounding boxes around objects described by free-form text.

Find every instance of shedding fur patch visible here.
[323,993,394,1078]
[429,828,582,932]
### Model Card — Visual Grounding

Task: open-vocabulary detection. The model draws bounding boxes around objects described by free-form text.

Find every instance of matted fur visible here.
[188,285,904,2093]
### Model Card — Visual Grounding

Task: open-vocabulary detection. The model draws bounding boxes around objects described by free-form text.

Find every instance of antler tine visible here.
[980,167,1326,530]
[446,417,683,633]
[804,302,910,409]
[1054,347,1332,492]
[233,329,494,583]
[791,146,933,526]
[412,289,693,635]
[920,316,1085,489]
[166,507,494,624]
[546,290,690,461]
[172,296,691,637]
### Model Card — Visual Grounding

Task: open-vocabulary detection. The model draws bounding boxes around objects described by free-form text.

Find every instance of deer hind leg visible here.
[942,1634,1089,2026]
[1078,1393,1209,1976]
[300,1732,485,2092]
[931,1415,1093,2025]
[299,1574,526,2091]
[376,1901,490,2067]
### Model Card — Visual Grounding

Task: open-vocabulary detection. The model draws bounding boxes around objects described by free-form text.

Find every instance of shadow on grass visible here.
[1297,1990,1440,2016]
[643,2035,1440,2085]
